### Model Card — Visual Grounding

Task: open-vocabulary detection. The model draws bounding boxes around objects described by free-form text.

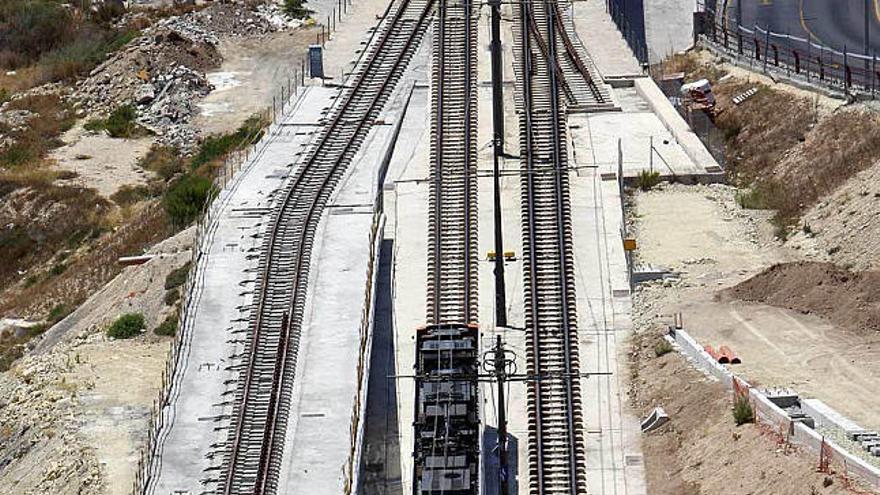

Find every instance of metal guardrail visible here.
[697,1,880,98]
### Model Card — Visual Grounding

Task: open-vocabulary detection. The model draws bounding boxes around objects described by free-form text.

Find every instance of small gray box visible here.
[309,45,324,79]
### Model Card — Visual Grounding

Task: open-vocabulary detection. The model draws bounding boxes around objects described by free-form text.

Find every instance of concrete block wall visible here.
[668,327,733,387]
[669,328,880,489]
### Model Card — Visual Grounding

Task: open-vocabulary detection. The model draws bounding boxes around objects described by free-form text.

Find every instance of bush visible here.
[732,395,755,426]
[106,312,145,339]
[154,312,177,336]
[734,188,770,210]
[0,0,76,68]
[164,261,192,290]
[164,288,180,306]
[190,114,269,170]
[654,339,673,357]
[111,184,152,206]
[86,105,149,138]
[40,35,106,82]
[1,94,76,168]
[283,0,312,19]
[47,303,71,324]
[139,145,184,181]
[163,175,216,227]
[48,262,67,277]
[636,170,661,191]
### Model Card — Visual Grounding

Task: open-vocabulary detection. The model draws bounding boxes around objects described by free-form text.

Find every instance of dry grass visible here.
[1,93,76,168]
[0,200,171,319]
[660,52,880,230]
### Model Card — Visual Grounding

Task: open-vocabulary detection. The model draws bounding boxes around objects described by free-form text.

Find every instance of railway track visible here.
[426,0,478,325]
[514,0,588,493]
[412,0,480,492]
[216,0,433,492]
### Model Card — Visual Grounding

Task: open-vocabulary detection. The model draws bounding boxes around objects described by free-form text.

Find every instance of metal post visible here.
[807,33,812,81]
[649,136,653,173]
[736,0,743,54]
[873,52,877,98]
[490,0,507,328]
[763,25,771,73]
[493,335,510,495]
[866,0,871,77]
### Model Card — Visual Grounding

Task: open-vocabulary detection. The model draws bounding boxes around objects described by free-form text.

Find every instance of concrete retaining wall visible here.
[668,327,733,387]
[633,78,722,174]
[669,327,880,489]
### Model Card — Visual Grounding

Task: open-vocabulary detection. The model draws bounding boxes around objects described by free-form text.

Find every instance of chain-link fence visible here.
[649,68,727,168]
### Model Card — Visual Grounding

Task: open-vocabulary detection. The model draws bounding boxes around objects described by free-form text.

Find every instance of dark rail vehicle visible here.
[413,323,480,495]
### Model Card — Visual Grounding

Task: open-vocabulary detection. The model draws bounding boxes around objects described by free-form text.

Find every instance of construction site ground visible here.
[629,323,866,495]
[631,183,880,492]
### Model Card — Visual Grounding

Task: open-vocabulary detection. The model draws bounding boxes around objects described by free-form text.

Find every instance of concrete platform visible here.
[145,0,428,490]
[568,0,644,80]
[146,85,337,495]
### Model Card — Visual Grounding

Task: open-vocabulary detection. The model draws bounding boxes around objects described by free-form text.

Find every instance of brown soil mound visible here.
[723,261,880,334]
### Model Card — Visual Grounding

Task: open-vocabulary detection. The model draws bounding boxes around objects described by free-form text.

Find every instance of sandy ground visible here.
[193,27,318,136]
[0,228,193,495]
[49,123,156,198]
[631,182,880,436]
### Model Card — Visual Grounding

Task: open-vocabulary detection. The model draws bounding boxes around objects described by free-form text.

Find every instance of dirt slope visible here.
[630,327,866,495]
[723,261,880,336]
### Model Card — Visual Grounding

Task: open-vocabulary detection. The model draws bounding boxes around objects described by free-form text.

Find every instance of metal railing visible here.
[697,0,880,98]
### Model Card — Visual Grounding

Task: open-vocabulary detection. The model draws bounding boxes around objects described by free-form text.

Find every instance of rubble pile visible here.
[74,1,298,151]
[0,333,104,494]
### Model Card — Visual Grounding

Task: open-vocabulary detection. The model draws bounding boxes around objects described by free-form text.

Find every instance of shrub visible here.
[154,312,177,337]
[86,105,149,138]
[49,263,67,277]
[106,312,145,339]
[164,288,180,306]
[139,145,184,181]
[111,184,152,206]
[163,175,216,227]
[734,188,770,210]
[164,261,191,290]
[190,114,269,170]
[732,395,755,425]
[283,0,312,19]
[654,339,673,357]
[636,170,661,191]
[1,94,76,167]
[47,303,71,323]
[0,0,76,68]
[40,35,106,82]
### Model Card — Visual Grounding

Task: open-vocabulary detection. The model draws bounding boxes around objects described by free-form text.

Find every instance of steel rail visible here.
[516,0,586,492]
[220,0,434,492]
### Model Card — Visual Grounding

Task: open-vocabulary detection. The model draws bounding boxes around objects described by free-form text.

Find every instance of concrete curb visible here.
[669,327,880,489]
[633,78,724,175]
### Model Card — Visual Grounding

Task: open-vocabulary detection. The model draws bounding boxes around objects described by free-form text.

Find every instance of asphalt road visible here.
[731,0,880,56]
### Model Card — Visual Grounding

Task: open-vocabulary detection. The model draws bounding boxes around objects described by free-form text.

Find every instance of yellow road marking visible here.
[799,0,828,47]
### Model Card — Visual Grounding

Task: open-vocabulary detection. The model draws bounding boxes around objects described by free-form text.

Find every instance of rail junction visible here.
[142,0,660,492]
